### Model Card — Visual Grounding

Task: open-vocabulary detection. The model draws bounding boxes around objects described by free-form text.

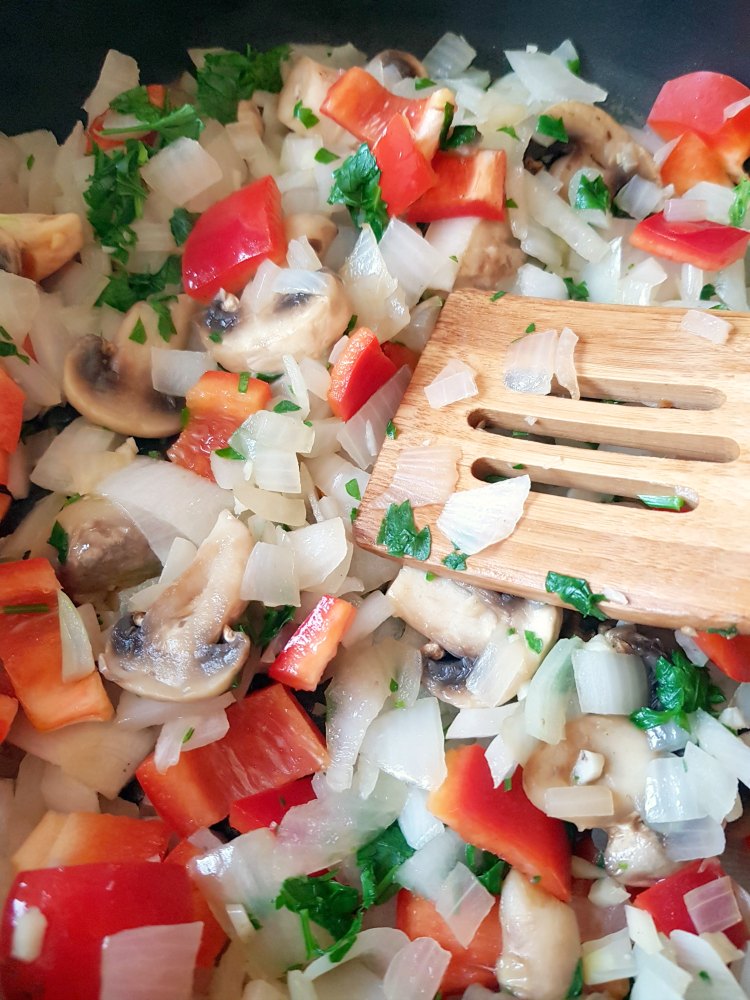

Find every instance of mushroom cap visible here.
[374,49,428,79]
[0,212,84,281]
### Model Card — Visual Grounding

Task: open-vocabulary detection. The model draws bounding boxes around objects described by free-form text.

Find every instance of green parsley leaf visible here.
[2,603,50,614]
[208,331,222,344]
[0,325,30,365]
[729,177,750,228]
[464,844,508,895]
[565,959,584,998]
[182,726,195,744]
[273,400,302,413]
[425,571,436,581]
[349,507,358,522]
[169,207,200,246]
[47,521,69,564]
[637,494,686,511]
[507,627,517,635]
[567,57,581,76]
[328,143,389,241]
[524,629,543,654]
[536,114,569,143]
[706,626,738,638]
[525,322,536,333]
[345,478,361,501]
[449,254,459,262]
[630,648,726,732]
[504,777,513,791]
[180,406,190,428]
[490,290,506,301]
[564,277,590,301]
[103,98,204,144]
[215,445,245,460]
[96,255,182,314]
[254,371,283,383]
[389,678,399,692]
[414,77,436,90]
[497,125,519,140]
[293,100,319,129]
[256,605,295,649]
[575,174,611,213]
[512,463,526,469]
[196,45,290,124]
[26,154,34,170]
[357,822,415,908]
[128,317,147,344]
[63,493,82,507]
[505,197,518,209]
[84,140,150,262]
[275,872,361,955]
[698,971,711,983]
[149,295,178,342]
[345,313,358,334]
[442,124,479,150]
[710,303,729,310]
[545,571,607,620]
[510,430,529,438]
[377,501,431,560]
[238,372,250,393]
[700,283,717,301]
[386,419,398,439]
[314,147,338,164]
[442,549,468,571]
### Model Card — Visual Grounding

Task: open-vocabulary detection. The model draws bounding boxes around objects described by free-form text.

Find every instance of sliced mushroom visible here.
[523,715,657,831]
[56,496,161,604]
[0,229,21,274]
[277,57,354,150]
[284,214,338,258]
[236,99,264,136]
[63,294,194,438]
[529,101,658,193]
[374,49,427,79]
[101,511,252,700]
[202,269,351,373]
[0,212,84,281]
[454,219,527,291]
[498,869,581,1000]
[603,816,680,885]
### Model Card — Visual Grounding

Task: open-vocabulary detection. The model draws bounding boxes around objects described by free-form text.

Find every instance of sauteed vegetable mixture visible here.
[0,33,749,1000]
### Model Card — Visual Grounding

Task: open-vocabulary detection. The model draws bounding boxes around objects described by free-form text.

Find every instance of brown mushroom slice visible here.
[0,212,84,281]
[102,511,252,701]
[56,496,161,604]
[0,229,21,275]
[202,270,351,373]
[284,214,338,258]
[538,101,659,192]
[375,49,428,80]
[603,816,680,885]
[63,295,194,438]
[454,219,527,291]
[278,57,353,149]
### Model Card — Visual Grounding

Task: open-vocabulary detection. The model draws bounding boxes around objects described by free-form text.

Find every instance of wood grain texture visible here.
[354,292,750,631]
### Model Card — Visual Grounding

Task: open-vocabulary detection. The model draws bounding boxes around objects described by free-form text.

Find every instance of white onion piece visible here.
[423,32,476,77]
[504,328,558,394]
[337,366,411,469]
[298,356,331,400]
[243,259,283,315]
[715,259,749,312]
[693,708,750,788]
[554,327,580,400]
[341,591,392,649]
[398,296,442,354]
[398,787,443,851]
[643,755,705,824]
[425,217,480,291]
[513,262,568,299]
[286,237,322,271]
[340,225,409,341]
[663,198,707,223]
[663,817,726,862]
[30,418,117,493]
[614,175,667,220]
[505,49,607,103]
[0,271,39,341]
[154,707,230,774]
[100,922,203,1000]
[395,828,465,901]
[526,172,611,263]
[653,136,681,168]
[241,542,300,606]
[360,698,447,791]
[683,741,738,824]
[588,877,630,908]
[446,705,516,740]
[209,452,247,492]
[572,640,648,715]
[671,931,748,1000]
[116,691,234,729]
[383,936,452,1000]
[280,354,310,419]
[233,483,307,527]
[465,625,530,708]
[235,410,315,457]
[58,592,96,681]
[484,704,538,789]
[620,256,669,306]
[524,637,583,744]
[374,445,460,508]
[306,452,369,516]
[684,877,741,935]
[675,629,709,667]
[252,447,300,493]
[625,904,662,955]
[435,863,494,947]
[305,927,408,982]
[141,138,222,206]
[424,360,478,409]
[631,946,694,1000]
[82,49,140,122]
[679,309,733,345]
[544,785,614,821]
[379,219,445,307]
[581,928,635,986]
[10,906,47,962]
[151,349,214,396]
[645,720,690,753]
[683,181,735,225]
[286,517,348,591]
[437,474,530,555]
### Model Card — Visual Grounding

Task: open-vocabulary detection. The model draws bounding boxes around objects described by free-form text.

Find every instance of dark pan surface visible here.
[3,0,750,138]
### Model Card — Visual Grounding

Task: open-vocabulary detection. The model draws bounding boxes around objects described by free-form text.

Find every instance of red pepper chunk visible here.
[659,132,731,195]
[230,775,316,833]
[327,327,398,421]
[694,631,750,682]
[182,175,287,301]
[406,150,506,223]
[629,212,750,271]
[269,596,356,691]
[0,367,24,455]
[429,746,572,902]
[373,113,437,217]
[0,694,17,743]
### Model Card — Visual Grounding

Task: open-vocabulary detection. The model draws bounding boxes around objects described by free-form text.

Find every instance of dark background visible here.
[2,0,749,138]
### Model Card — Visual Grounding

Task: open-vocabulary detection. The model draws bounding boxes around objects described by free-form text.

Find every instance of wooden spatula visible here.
[354,291,750,632]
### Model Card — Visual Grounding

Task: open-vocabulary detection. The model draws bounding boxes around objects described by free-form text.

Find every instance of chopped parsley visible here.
[637,494,686,511]
[63,493,82,507]
[442,548,468,571]
[449,254,458,262]
[169,207,200,246]
[497,125,519,140]
[214,445,245,460]
[437,102,479,150]
[376,500,431,561]
[2,603,50,615]
[180,407,190,428]
[182,727,195,744]
[256,605,295,649]
[504,777,513,791]
[575,174,611,213]
[357,822,415,907]
[345,313,358,334]
[567,57,581,76]
[700,283,718,300]
[524,629,543,654]
[275,873,361,962]
[385,419,398,439]
[414,77,436,90]
[314,147,338,164]
[128,317,147,344]
[506,197,518,209]
[254,371,283,383]
[96,254,181,320]
[536,114,569,143]
[564,277,590,301]
[706,625,738,638]
[545,571,607,621]
[47,522,69,564]
[525,322,536,333]
[26,154,35,170]
[464,844,508,895]
[565,959,584,997]
[729,177,750,228]
[103,88,204,143]
[0,326,30,365]
[328,143,389,240]
[349,507,358,522]
[84,140,149,263]
[512,463,525,469]
[273,400,302,413]
[293,100,320,129]
[345,478,361,500]
[630,648,725,731]
[195,45,290,124]
[389,678,399,693]
[238,372,251,393]
[490,290,507,301]
[425,572,436,581]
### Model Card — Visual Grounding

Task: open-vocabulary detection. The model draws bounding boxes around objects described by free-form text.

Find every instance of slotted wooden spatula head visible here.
[354,291,750,632]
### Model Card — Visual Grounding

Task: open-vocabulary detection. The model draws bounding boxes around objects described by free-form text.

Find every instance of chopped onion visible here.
[141,138,222,205]
[298,356,331,400]
[379,219,445,307]
[116,691,234,729]
[684,181,735,225]
[360,697,447,791]
[398,787,443,851]
[643,755,704,824]
[241,542,300,606]
[663,817,726,862]
[466,624,532,708]
[252,446,300,493]
[614,175,667,220]
[340,225,409,341]
[526,172,611,263]
[625,904,662,955]
[555,327,580,400]
[233,483,307,527]
[425,217,480,290]
[588,876,630,908]
[234,410,315,457]
[286,517,348,591]
[544,785,615,821]
[513,262,568,299]
[286,236,322,271]
[154,708,230,773]
[100,922,202,1000]
[82,49,140,122]
[683,741,738,824]
[504,49,607,103]
[398,296,442,354]
[243,259,282,314]
[671,930,748,1000]
[423,33,476,78]
[684,876,741,935]
[581,928,636,986]
[337,366,411,469]
[58,592,96,681]
[525,637,583,744]
[485,704,538,788]
[30,418,117,493]
[645,720,690,753]
[436,474,530,555]
[680,308,733,345]
[663,198,707,223]
[383,936,452,1000]
[572,639,648,715]
[693,708,750,788]
[504,328,558,394]
[151,349,214,396]
[305,927,408,982]
[10,906,47,962]
[306,453,369,517]
[395,828,465,901]
[280,354,310,419]
[715,259,749,312]
[374,445,460,509]
[620,256,669,306]
[424,360,478,409]
[341,591,392,648]
[446,705,516,740]
[435,863,494,947]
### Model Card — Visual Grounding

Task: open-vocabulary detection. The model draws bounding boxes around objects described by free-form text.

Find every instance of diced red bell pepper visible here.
[634,859,748,949]
[659,131,731,195]
[0,558,113,731]
[137,683,329,836]
[327,327,398,421]
[429,746,572,902]
[269,596,356,691]
[165,840,228,968]
[168,414,240,480]
[321,66,453,159]
[397,889,501,995]
[629,212,750,270]
[230,775,316,833]
[372,113,437,217]
[12,811,170,872]
[0,368,24,455]
[648,72,750,177]
[87,84,167,152]
[694,631,750,682]
[406,150,506,223]
[182,175,287,301]
[0,694,18,743]
[0,863,195,1000]
[382,341,420,372]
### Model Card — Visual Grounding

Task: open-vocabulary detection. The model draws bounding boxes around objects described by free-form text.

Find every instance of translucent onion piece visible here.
[10,906,47,962]
[398,296,442,354]
[423,360,478,409]
[679,309,733,345]
[241,542,300,606]
[544,785,615,821]
[524,637,583,744]
[663,817,726,862]
[670,930,748,1000]
[141,138,222,206]
[154,707,230,774]
[30,418,117,493]
[436,474,530,555]
[360,698,447,791]
[116,691,234,730]
[504,328,558,394]
[337,366,411,469]
[683,741,738,824]
[513,262,568,299]
[525,172,610,263]
[298,356,331,400]
[465,625,530,708]
[581,928,636,986]
[100,922,203,1000]
[446,705,516,740]
[725,95,750,120]
[58,591,96,681]
[340,225,409,341]
[243,259,283,315]
[305,927,408,982]
[663,198,707,223]
[233,483,307,527]
[555,327,580,400]
[693,708,750,788]
[41,762,100,814]
[684,876,742,935]
[683,181,735,225]
[281,354,310,419]
[379,219,446,307]
[373,445,461,508]
[423,33,476,78]
[395,828,465,902]
[383,936,452,1000]
[572,642,648,716]
[624,904,662,955]
[505,49,607,103]
[341,591,393,649]
[151,349,214,397]
[398,787,444,851]
[286,517,348,591]
[252,446,301,493]
[645,720,690,753]
[236,410,315,456]
[435,863,494,948]
[642,755,705,824]
[82,49,140,122]
[588,877,630,908]
[614,175,667,221]
[286,236,322,271]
